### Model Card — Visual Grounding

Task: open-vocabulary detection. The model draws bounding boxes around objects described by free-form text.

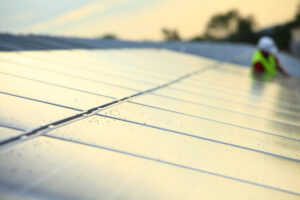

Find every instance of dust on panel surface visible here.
[0,48,299,200]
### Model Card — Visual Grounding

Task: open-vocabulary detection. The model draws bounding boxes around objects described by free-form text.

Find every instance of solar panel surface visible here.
[0,48,299,200]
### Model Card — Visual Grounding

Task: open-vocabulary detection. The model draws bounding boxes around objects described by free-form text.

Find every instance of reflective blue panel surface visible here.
[153,88,300,126]
[0,93,77,130]
[0,73,113,110]
[170,82,300,116]
[132,93,300,140]
[100,102,300,160]
[0,60,136,98]
[0,49,299,200]
[0,126,22,140]
[0,136,298,199]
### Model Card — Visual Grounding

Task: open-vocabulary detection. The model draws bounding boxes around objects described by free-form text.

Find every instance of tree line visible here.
[162,4,300,52]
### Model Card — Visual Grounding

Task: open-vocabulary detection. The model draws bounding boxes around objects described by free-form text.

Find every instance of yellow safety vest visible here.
[251,50,278,81]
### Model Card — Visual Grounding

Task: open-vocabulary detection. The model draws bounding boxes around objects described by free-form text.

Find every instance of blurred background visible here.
[0,0,299,60]
[0,0,299,54]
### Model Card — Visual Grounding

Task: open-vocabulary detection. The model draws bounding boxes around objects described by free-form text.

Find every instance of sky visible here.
[0,0,299,40]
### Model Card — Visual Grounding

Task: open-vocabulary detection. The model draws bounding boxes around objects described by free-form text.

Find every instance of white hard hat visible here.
[258,36,277,54]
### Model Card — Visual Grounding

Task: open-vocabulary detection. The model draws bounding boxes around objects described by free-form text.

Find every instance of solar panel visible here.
[0,48,299,199]
[0,126,22,140]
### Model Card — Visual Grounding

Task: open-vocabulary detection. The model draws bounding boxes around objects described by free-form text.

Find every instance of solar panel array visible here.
[0,48,299,200]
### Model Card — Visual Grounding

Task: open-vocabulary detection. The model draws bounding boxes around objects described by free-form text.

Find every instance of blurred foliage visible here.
[260,2,300,51]
[202,9,256,43]
[204,10,240,40]
[189,3,300,52]
[229,16,256,43]
[295,2,300,25]
[161,28,181,41]
[271,24,293,50]
[100,33,118,39]
[190,35,206,41]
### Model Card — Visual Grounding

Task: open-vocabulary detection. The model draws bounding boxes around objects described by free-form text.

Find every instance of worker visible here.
[251,36,290,81]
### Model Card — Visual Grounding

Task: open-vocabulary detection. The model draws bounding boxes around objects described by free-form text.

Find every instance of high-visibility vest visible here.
[251,50,278,81]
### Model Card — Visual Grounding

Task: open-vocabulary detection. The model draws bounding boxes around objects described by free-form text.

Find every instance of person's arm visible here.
[275,57,291,77]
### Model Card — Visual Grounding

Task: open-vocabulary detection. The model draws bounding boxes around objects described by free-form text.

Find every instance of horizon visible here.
[1,0,299,41]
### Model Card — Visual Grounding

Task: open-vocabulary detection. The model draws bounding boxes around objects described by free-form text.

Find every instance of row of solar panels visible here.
[0,48,299,199]
[2,33,300,77]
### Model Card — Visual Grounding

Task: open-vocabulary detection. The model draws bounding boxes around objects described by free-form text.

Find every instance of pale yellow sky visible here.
[1,0,299,40]
[58,0,299,40]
